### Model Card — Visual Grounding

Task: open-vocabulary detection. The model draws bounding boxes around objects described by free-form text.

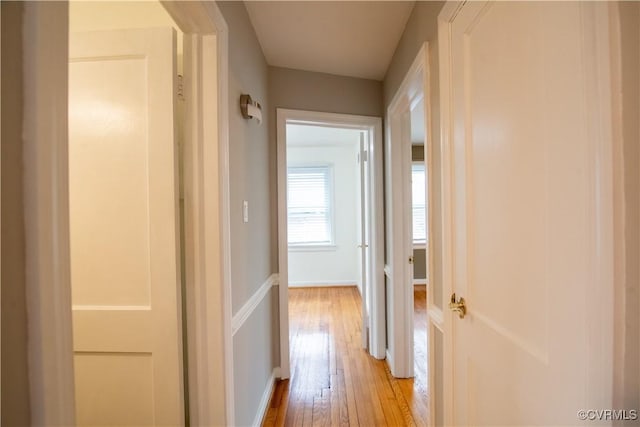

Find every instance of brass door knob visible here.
[449,293,466,319]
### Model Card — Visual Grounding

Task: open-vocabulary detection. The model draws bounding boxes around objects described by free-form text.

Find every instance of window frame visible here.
[286,163,336,250]
[411,161,427,246]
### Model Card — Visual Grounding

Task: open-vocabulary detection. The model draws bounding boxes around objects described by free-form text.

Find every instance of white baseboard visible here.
[288,280,357,288]
[413,279,427,286]
[252,368,277,427]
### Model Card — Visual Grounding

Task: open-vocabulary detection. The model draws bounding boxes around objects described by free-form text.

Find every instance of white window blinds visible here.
[287,166,333,245]
[412,163,427,243]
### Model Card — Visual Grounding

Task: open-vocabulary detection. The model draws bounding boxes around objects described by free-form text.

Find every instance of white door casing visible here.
[69,27,184,426]
[359,132,369,349]
[277,109,386,379]
[386,43,431,379]
[439,1,616,425]
[22,2,231,425]
[385,108,414,378]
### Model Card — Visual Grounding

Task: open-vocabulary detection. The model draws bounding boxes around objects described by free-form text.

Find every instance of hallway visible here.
[263,287,428,426]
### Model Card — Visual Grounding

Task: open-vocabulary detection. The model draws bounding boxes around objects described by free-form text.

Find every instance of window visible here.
[287,166,334,246]
[412,163,426,243]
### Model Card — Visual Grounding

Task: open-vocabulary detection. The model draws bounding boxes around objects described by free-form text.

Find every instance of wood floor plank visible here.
[264,286,428,427]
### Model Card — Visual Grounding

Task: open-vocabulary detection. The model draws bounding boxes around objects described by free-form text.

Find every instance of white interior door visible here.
[443,1,614,424]
[69,27,184,426]
[385,108,415,378]
[359,132,370,349]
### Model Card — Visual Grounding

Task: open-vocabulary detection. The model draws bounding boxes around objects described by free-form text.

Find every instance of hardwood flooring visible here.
[262,286,429,427]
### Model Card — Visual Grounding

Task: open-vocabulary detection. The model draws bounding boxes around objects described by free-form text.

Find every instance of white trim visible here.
[252,369,277,427]
[288,281,358,288]
[385,42,431,379]
[22,3,76,424]
[210,3,235,424]
[160,1,216,33]
[167,1,232,424]
[579,1,616,409]
[232,274,278,336]
[437,4,461,426]
[277,112,291,379]
[428,307,444,332]
[413,279,427,286]
[278,108,386,378]
[23,1,232,426]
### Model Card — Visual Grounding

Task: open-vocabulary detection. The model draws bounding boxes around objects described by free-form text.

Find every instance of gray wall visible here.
[216,2,278,424]
[270,67,383,118]
[383,1,445,308]
[383,1,444,108]
[618,0,640,412]
[1,2,32,425]
[218,1,273,314]
[269,66,384,271]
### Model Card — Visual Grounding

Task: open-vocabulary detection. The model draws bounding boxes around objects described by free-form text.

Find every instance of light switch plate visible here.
[243,200,249,223]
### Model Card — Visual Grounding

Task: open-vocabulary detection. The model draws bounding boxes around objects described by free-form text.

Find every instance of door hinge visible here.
[362,150,369,162]
[177,74,185,101]
[409,256,414,265]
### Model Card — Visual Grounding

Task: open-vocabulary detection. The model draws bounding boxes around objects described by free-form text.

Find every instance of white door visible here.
[358,132,370,349]
[385,108,415,378]
[443,1,614,424]
[361,127,386,359]
[69,27,184,426]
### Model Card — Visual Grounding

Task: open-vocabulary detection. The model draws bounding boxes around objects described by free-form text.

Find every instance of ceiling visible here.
[244,1,415,81]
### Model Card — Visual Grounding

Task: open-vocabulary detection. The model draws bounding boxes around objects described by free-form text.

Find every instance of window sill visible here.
[288,244,337,252]
[413,241,426,250]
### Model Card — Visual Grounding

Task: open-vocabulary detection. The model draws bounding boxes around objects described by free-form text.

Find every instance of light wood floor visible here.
[262,286,428,426]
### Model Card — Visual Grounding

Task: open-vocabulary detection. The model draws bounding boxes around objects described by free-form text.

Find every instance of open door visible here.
[440,1,615,424]
[358,131,371,349]
[69,27,184,426]
[385,107,415,378]
[386,45,432,384]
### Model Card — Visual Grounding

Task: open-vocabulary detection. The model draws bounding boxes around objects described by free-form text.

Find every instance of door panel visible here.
[359,133,369,349]
[448,1,608,425]
[385,107,415,378]
[69,27,183,426]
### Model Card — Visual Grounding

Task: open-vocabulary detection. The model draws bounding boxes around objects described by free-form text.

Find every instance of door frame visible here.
[20,1,233,425]
[438,1,620,424]
[277,109,385,379]
[385,43,432,379]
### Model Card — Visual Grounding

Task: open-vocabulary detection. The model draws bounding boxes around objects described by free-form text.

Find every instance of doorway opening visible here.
[385,42,435,422]
[68,2,187,425]
[275,109,385,423]
[276,110,385,381]
[23,1,230,425]
[285,123,367,396]
[65,1,232,425]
